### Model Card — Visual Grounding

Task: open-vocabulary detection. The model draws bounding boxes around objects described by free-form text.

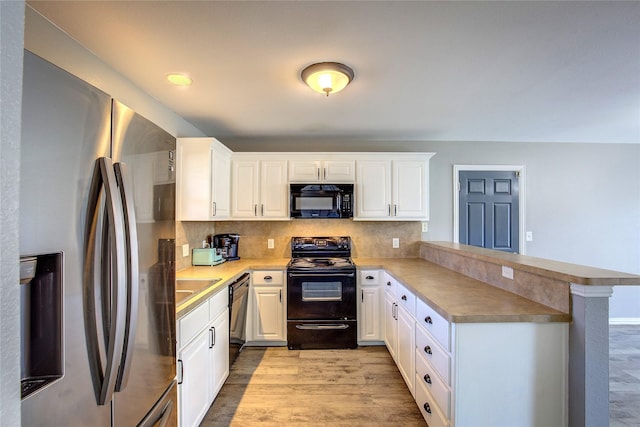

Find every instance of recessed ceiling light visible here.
[166,73,193,86]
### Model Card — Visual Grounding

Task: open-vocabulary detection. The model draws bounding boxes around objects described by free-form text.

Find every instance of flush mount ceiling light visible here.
[301,62,354,96]
[166,73,193,86]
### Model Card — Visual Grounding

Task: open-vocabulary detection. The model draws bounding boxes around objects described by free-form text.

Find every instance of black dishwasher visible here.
[228,273,250,366]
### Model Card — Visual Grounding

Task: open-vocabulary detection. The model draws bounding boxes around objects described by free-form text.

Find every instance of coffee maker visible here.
[210,233,240,261]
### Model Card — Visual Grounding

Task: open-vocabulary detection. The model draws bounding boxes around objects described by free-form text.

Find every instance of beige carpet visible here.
[201,346,426,426]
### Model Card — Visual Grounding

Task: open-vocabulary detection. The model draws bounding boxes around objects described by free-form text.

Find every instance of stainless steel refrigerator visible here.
[20,50,177,426]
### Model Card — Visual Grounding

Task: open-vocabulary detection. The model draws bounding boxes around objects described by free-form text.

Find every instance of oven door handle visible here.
[295,324,350,330]
[288,272,355,278]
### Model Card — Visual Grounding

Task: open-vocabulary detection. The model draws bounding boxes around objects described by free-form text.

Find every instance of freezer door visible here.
[20,51,113,425]
[111,100,178,425]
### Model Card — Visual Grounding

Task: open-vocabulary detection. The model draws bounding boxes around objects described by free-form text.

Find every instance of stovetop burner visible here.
[288,237,355,272]
[288,257,355,270]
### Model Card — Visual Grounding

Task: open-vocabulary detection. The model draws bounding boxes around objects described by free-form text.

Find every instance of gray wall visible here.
[1,2,24,424]
[24,6,639,321]
[228,139,640,320]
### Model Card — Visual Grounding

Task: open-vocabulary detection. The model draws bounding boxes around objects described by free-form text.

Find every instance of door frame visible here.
[453,164,526,254]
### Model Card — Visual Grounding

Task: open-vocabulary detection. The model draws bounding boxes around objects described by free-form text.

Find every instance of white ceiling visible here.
[28,1,640,145]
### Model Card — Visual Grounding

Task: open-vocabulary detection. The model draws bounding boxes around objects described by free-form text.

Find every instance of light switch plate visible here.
[267,239,274,249]
[182,244,189,257]
[392,238,400,248]
[526,231,533,241]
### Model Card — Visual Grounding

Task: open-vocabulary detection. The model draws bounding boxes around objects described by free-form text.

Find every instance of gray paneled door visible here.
[459,170,519,253]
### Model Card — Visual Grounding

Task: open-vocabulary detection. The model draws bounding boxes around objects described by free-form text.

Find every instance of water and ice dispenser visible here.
[20,253,63,399]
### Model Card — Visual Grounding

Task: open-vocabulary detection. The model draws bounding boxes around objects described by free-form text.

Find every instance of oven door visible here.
[287,271,356,320]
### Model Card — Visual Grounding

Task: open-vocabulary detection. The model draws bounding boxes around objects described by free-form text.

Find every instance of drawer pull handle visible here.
[264,275,272,280]
[424,345,432,355]
[366,275,374,280]
[423,403,432,414]
[386,281,391,286]
[424,374,432,384]
[424,316,433,324]
[401,295,407,301]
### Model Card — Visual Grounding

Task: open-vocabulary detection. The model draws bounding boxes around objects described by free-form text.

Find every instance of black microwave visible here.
[290,184,353,218]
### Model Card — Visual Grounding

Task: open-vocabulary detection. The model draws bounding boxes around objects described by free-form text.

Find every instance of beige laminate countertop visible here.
[427,241,640,286]
[175,258,289,318]
[175,256,569,324]
[355,258,570,323]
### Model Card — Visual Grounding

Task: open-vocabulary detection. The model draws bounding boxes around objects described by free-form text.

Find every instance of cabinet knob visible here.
[423,374,432,384]
[366,275,374,280]
[423,402,432,414]
[424,345,432,355]
[401,295,407,301]
[386,281,391,286]
[424,316,433,324]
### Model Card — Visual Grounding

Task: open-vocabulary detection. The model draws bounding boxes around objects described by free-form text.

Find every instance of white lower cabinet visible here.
[247,270,286,344]
[384,290,398,361]
[382,272,568,427]
[357,270,383,344]
[177,288,229,427]
[396,304,416,396]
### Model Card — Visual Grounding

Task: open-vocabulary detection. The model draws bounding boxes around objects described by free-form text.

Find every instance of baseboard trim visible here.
[609,317,640,325]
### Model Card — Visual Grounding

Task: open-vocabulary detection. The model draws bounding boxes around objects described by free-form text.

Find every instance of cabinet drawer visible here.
[178,301,209,348]
[396,282,416,317]
[359,270,380,285]
[416,298,451,351]
[253,270,283,285]
[416,324,451,384]
[415,372,449,427]
[416,348,450,417]
[209,286,228,320]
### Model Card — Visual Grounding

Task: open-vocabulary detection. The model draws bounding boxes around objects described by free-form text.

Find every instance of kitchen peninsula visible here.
[175,241,640,426]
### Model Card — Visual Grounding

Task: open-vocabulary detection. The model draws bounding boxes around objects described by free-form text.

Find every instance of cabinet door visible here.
[393,159,428,219]
[252,286,285,341]
[211,148,231,218]
[178,329,212,427]
[323,160,355,182]
[384,292,398,361]
[259,160,288,219]
[396,304,416,396]
[210,309,229,398]
[177,139,212,220]
[289,160,321,182]
[359,286,382,342]
[231,160,259,218]
[356,160,392,218]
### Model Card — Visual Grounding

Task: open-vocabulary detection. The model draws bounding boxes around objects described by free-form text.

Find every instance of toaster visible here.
[192,248,225,266]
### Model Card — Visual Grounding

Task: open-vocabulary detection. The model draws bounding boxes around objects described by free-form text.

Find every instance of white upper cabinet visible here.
[231,155,289,220]
[176,137,231,221]
[289,158,355,183]
[355,153,434,220]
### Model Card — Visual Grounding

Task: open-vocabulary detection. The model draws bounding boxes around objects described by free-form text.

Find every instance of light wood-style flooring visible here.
[201,346,426,426]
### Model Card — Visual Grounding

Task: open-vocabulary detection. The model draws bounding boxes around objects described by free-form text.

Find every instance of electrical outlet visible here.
[421,222,428,232]
[267,239,274,249]
[526,231,533,241]
[502,266,514,280]
[182,244,189,257]
[392,238,400,248]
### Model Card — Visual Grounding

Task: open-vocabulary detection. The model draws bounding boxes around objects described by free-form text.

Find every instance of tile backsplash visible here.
[176,219,422,270]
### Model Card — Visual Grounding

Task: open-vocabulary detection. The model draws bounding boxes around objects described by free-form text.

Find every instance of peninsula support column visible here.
[569,284,613,427]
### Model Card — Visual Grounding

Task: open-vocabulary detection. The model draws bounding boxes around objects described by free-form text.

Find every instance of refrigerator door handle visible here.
[113,162,139,391]
[83,157,128,405]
